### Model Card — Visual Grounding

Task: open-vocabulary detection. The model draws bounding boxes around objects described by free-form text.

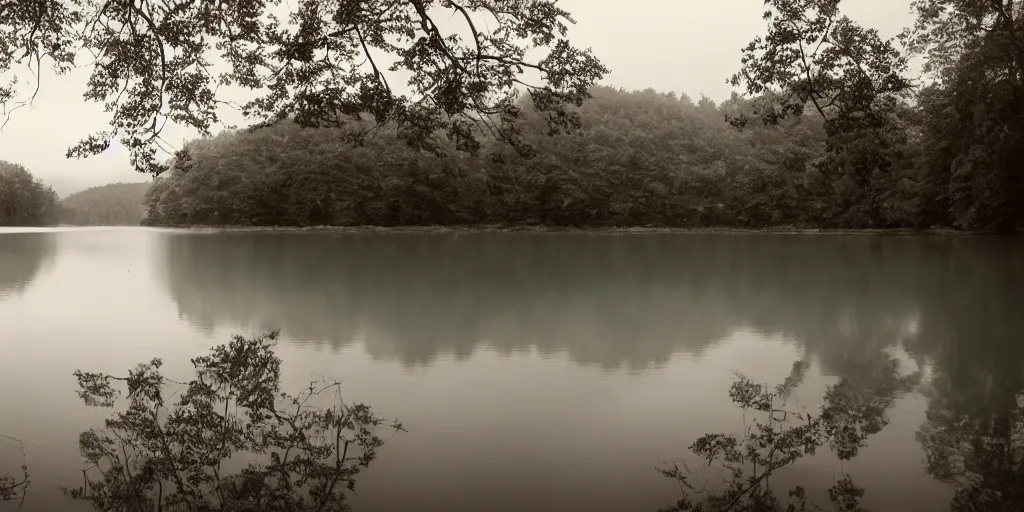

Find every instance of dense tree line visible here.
[906,0,1024,232]
[142,88,829,228]
[0,161,59,227]
[59,182,151,226]
[137,0,1021,232]
[726,0,1023,232]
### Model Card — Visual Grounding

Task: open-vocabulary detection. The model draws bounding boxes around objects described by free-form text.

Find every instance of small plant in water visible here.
[657,355,920,512]
[64,331,404,512]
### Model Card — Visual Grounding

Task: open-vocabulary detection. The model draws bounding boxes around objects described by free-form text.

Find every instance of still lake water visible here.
[1,228,1022,511]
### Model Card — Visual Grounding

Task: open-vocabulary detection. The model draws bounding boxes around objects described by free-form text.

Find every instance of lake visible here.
[1,228,1022,511]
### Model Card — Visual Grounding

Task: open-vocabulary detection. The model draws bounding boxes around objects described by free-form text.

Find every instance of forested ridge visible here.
[142,88,829,229]
[60,182,151,226]
[0,0,1021,231]
[137,0,1022,232]
[141,76,1015,231]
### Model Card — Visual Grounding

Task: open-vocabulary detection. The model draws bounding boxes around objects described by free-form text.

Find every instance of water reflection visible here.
[159,232,1024,376]
[914,316,1024,511]
[151,232,1024,511]
[2,229,1023,511]
[0,232,57,299]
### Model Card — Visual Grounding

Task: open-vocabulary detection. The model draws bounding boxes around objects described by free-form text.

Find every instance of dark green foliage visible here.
[728,0,922,229]
[59,182,152,226]
[727,0,1021,231]
[729,0,913,136]
[658,356,920,512]
[142,86,832,228]
[904,0,1024,232]
[0,0,79,127]
[5,1,1021,230]
[64,332,404,512]
[0,0,607,174]
[0,160,60,226]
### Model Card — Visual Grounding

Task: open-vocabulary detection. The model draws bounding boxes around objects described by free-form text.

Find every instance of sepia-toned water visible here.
[1,228,1022,511]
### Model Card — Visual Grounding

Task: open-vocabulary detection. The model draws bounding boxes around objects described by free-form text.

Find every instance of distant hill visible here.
[59,182,152,226]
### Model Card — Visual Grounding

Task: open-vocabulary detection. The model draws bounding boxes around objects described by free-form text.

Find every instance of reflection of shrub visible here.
[0,436,29,503]
[658,356,920,512]
[64,332,404,511]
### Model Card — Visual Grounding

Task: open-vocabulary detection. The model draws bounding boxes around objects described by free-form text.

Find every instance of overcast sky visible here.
[0,0,915,196]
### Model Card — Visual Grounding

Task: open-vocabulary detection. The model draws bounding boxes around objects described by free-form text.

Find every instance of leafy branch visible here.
[63,331,405,512]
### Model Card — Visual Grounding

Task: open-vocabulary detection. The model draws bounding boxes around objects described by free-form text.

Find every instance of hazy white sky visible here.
[0,0,915,196]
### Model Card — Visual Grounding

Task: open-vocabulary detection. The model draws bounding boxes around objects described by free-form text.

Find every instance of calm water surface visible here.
[1,228,1022,511]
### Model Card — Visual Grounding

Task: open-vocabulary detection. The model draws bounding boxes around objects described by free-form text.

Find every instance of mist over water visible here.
[1,228,1022,511]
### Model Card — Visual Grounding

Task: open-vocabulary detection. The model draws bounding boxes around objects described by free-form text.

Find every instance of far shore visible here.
[3,225,1012,235]
[153,224,999,236]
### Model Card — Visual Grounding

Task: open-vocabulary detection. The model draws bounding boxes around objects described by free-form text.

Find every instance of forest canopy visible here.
[143,87,831,228]
[139,0,1022,231]
[0,161,59,226]
[726,0,1023,231]
[3,0,1022,231]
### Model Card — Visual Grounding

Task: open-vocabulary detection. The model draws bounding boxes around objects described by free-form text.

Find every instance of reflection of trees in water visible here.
[897,238,1024,512]
[0,232,57,298]
[917,375,1024,511]
[159,232,1024,507]
[160,233,1024,374]
[913,289,1024,510]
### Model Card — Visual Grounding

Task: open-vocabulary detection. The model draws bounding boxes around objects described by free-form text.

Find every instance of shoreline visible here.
[3,225,1010,235]
[159,224,994,236]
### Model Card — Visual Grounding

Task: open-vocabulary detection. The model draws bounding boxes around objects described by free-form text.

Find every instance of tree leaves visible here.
[731,0,912,136]
[0,160,60,226]
[0,0,608,174]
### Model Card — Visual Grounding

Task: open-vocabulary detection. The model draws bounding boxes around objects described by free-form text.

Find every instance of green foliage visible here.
[729,0,912,135]
[904,0,1024,232]
[0,0,79,126]
[142,86,831,228]
[728,0,921,229]
[64,332,405,512]
[0,0,607,174]
[725,0,1021,231]
[658,356,920,512]
[59,182,152,226]
[0,160,60,226]
[5,1,1020,230]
